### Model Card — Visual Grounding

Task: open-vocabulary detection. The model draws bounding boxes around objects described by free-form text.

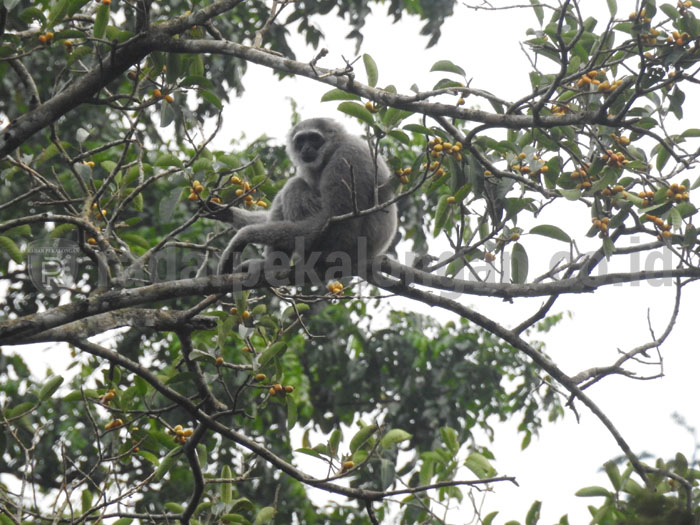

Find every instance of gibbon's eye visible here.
[295,132,325,152]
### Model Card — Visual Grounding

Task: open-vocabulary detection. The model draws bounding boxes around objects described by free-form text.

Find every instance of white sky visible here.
[10,1,700,523]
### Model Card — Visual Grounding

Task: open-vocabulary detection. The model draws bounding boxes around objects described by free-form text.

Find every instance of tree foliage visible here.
[2,0,700,523]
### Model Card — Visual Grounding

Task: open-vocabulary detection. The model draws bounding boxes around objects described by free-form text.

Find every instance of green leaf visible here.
[363,54,378,87]
[112,519,134,525]
[349,424,378,453]
[67,0,91,16]
[81,489,93,513]
[221,514,248,524]
[181,75,215,89]
[559,188,581,200]
[38,375,64,401]
[131,192,144,212]
[337,101,375,126]
[5,224,31,238]
[433,194,450,237]
[430,59,466,76]
[604,461,621,491]
[320,88,361,102]
[153,448,180,481]
[136,450,159,465]
[525,501,542,525]
[329,429,342,457]
[93,3,109,39]
[5,401,36,419]
[296,447,322,459]
[606,0,617,17]
[253,506,276,525]
[681,128,700,138]
[529,224,571,243]
[154,153,183,168]
[230,498,254,513]
[257,342,287,369]
[483,511,499,525]
[656,146,670,172]
[166,52,180,84]
[529,0,544,24]
[526,501,541,525]
[286,396,298,429]
[194,501,213,516]
[382,107,412,128]
[575,486,610,497]
[160,99,176,128]
[660,3,680,20]
[387,129,411,145]
[602,236,615,259]
[0,236,23,263]
[47,0,70,28]
[440,426,459,455]
[403,123,434,136]
[221,465,233,504]
[164,502,185,512]
[380,428,412,448]
[511,242,529,284]
[201,90,223,110]
[465,452,497,479]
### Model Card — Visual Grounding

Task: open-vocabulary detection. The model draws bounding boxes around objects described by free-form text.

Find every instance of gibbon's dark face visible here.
[294,131,326,164]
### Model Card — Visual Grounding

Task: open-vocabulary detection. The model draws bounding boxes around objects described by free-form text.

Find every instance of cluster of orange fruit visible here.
[628,8,652,23]
[268,383,294,396]
[575,70,624,92]
[551,103,570,116]
[666,183,690,202]
[37,32,54,44]
[187,180,204,201]
[511,152,549,179]
[420,160,446,178]
[677,0,694,13]
[327,281,344,294]
[170,424,193,444]
[229,307,251,319]
[99,388,117,405]
[152,89,174,103]
[570,165,593,189]
[645,214,673,239]
[592,216,611,233]
[395,167,411,184]
[105,418,123,430]
[667,30,692,47]
[601,184,626,197]
[428,137,463,162]
[639,28,661,45]
[637,190,656,207]
[231,176,267,208]
[601,149,628,168]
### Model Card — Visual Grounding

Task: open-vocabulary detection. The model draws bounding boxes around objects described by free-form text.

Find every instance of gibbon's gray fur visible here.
[215,118,398,275]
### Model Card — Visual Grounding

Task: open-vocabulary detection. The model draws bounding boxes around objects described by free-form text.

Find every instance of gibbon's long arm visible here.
[207,205,268,229]
[216,209,330,274]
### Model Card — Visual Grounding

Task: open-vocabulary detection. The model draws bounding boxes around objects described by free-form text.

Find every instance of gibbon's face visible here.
[293,131,326,165]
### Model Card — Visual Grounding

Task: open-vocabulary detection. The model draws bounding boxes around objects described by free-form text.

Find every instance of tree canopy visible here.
[2,0,700,523]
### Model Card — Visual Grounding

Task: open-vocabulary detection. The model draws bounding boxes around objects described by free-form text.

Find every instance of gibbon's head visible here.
[287,118,345,175]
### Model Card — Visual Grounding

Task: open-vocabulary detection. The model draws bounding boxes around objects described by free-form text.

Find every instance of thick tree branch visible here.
[2,258,700,344]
